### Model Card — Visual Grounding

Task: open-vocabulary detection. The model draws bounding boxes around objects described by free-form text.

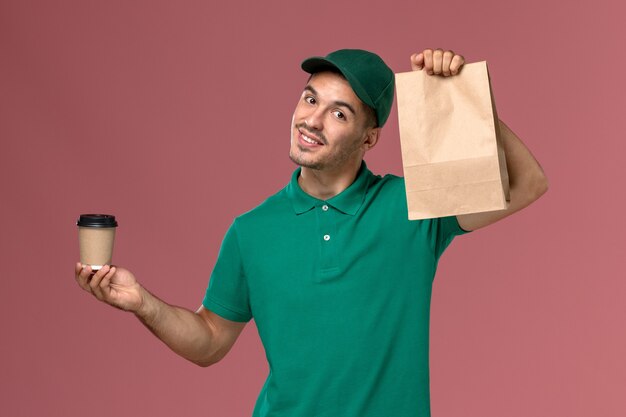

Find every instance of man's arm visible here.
[456,120,548,231]
[75,263,246,367]
[136,289,246,367]
[410,48,549,231]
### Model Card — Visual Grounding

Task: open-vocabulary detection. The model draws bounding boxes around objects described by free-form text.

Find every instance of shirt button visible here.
[322,205,329,211]
[323,234,330,241]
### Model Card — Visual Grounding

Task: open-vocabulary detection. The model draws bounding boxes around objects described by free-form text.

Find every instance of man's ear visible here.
[363,127,381,151]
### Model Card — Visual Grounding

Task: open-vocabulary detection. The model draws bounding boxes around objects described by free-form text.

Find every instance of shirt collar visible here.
[286,161,373,216]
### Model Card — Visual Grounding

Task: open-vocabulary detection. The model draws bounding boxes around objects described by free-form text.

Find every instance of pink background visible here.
[1,1,623,416]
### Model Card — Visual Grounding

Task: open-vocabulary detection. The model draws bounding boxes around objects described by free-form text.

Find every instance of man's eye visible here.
[305,96,316,105]
[333,111,345,120]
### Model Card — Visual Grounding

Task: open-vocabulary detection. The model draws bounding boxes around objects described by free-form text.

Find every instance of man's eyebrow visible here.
[303,85,356,115]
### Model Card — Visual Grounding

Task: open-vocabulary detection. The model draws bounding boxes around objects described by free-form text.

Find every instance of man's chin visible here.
[289,152,324,170]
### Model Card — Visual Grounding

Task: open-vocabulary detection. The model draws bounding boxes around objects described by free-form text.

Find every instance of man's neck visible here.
[298,160,362,200]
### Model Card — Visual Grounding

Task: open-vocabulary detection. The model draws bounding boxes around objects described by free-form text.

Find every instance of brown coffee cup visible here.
[77,214,118,271]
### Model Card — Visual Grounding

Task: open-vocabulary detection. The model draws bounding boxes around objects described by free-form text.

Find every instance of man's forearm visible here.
[457,119,548,231]
[499,119,549,207]
[135,288,218,366]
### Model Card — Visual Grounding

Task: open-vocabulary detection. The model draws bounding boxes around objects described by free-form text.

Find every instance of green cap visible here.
[301,49,395,127]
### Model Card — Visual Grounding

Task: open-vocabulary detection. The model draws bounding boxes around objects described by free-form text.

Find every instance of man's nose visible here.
[305,107,324,131]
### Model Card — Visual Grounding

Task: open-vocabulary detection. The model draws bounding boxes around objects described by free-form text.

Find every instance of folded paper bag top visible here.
[395,61,510,220]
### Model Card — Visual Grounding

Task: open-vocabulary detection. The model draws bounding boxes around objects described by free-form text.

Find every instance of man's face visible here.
[289,71,377,171]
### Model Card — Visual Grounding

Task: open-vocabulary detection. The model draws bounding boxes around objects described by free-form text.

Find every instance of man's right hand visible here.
[74,262,247,366]
[75,263,144,312]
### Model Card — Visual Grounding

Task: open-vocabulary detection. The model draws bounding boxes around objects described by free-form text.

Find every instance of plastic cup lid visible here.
[77,214,118,228]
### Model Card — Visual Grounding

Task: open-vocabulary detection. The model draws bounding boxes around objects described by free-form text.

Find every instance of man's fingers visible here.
[410,52,424,70]
[89,265,110,300]
[450,54,465,75]
[99,266,117,298]
[432,49,444,75]
[422,49,434,75]
[417,49,464,77]
[75,263,94,292]
[442,50,455,76]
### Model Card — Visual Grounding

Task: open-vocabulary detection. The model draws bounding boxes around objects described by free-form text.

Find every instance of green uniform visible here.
[203,161,470,417]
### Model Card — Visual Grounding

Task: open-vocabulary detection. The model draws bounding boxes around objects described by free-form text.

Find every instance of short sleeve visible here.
[429,215,471,261]
[202,221,252,322]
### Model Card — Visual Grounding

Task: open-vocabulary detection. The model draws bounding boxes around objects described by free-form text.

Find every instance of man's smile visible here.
[297,127,325,147]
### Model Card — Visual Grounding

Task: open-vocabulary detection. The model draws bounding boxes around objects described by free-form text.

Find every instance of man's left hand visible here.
[410,49,465,76]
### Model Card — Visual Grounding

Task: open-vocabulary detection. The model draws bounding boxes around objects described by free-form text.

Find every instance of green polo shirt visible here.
[203,161,469,417]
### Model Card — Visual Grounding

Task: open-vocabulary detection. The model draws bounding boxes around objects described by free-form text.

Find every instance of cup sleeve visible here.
[202,222,252,322]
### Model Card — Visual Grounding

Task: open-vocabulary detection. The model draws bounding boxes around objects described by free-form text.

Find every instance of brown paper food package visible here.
[395,61,510,220]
